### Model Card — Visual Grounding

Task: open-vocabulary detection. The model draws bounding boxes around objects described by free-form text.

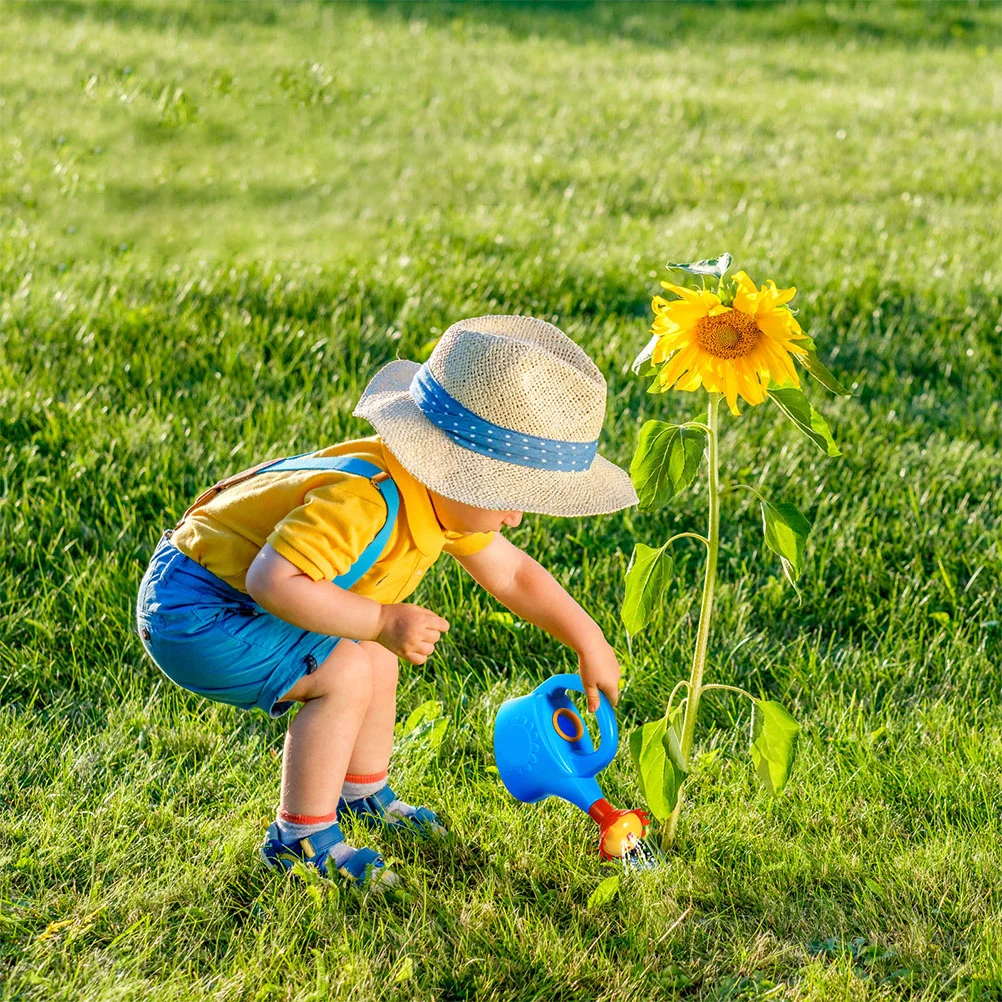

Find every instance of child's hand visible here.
[376,603,450,665]
[578,641,621,713]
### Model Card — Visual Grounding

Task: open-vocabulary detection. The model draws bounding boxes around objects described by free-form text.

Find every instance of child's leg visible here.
[340,642,444,831]
[277,640,374,820]
[346,641,400,777]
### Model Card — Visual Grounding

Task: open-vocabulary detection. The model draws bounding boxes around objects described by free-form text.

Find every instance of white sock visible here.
[276,813,356,866]
[341,778,420,822]
[341,776,386,800]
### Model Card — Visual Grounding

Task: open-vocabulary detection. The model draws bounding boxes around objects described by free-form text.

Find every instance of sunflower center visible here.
[696,311,762,359]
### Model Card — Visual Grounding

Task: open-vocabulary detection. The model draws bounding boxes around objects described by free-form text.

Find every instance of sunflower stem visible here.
[663,531,710,550]
[681,421,712,436]
[726,483,768,505]
[662,393,722,850]
[701,683,756,702]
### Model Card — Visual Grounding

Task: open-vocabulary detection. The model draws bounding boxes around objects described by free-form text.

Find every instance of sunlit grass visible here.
[1,2,1000,999]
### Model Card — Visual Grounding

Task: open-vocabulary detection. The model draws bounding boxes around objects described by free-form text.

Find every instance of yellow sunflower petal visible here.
[732,270,759,314]
[655,329,693,354]
[652,315,680,335]
[740,370,769,405]
[663,300,714,325]
[768,340,802,387]
[699,365,725,394]
[652,335,679,365]
[732,360,765,405]
[675,369,704,392]
[659,282,721,308]
[762,280,797,308]
[722,365,741,415]
[751,338,795,389]
[755,308,802,342]
[658,343,702,389]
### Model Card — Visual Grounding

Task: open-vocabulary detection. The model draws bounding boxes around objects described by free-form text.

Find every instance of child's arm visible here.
[453,534,620,713]
[246,543,449,665]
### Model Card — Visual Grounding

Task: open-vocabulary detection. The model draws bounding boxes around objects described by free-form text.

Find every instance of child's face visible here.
[429,490,523,534]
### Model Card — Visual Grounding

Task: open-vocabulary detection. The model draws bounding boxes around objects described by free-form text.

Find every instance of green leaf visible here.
[400,700,448,748]
[801,351,851,396]
[586,874,621,909]
[665,252,732,278]
[621,542,674,635]
[486,611,520,628]
[403,700,442,734]
[750,700,801,796]
[629,719,669,820]
[393,957,414,982]
[630,421,706,509]
[631,332,660,375]
[629,713,687,821]
[663,705,688,775]
[661,706,688,812]
[760,500,813,583]
[769,386,842,457]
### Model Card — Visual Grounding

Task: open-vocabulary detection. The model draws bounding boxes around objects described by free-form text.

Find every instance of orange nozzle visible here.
[587,798,652,860]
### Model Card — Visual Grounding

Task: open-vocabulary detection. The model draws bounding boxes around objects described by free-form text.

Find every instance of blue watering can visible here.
[493,674,655,864]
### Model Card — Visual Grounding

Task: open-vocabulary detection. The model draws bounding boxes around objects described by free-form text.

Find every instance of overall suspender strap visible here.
[174,454,400,589]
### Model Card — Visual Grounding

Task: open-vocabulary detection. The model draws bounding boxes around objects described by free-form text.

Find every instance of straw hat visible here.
[354,315,638,516]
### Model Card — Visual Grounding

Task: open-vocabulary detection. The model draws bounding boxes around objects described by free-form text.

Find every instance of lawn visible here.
[1,1,1001,999]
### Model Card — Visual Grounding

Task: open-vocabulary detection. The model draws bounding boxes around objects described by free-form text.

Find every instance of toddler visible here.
[136,314,638,887]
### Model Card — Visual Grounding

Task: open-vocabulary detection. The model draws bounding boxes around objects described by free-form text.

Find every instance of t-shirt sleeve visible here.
[441,529,495,558]
[267,483,387,582]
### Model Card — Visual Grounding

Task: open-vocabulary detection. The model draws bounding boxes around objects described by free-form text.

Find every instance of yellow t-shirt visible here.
[170,436,494,603]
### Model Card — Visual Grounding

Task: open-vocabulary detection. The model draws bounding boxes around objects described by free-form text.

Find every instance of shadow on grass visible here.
[17,0,1001,49]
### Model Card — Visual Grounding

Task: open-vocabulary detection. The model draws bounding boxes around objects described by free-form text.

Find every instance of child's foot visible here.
[259,820,396,888]
[338,785,448,838]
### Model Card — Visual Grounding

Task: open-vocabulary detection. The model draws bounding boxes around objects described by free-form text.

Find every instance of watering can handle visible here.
[538,673,619,774]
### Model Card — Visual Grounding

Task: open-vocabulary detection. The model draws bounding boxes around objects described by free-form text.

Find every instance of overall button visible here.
[304,653,319,675]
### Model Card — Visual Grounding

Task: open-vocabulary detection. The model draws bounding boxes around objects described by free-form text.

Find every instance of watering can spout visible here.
[588,798,653,862]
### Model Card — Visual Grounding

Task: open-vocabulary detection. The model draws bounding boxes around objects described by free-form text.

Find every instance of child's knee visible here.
[359,641,398,697]
[289,640,373,704]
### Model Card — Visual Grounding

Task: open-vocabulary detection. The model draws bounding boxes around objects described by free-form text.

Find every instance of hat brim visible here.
[354,360,639,516]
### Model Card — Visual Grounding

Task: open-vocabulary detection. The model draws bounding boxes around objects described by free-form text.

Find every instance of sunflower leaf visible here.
[621,542,674,635]
[663,704,689,776]
[665,252,733,279]
[631,332,661,375]
[630,421,706,509]
[801,350,851,397]
[629,713,686,820]
[750,700,801,797]
[760,500,813,583]
[769,387,842,457]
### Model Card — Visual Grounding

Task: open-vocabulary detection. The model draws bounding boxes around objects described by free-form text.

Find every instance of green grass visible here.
[2,1,1001,999]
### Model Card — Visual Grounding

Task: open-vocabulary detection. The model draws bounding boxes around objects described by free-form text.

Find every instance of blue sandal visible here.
[338,785,448,838]
[259,820,395,888]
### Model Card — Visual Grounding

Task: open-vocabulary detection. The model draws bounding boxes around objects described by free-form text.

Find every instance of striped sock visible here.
[276,808,356,867]
[342,771,419,822]
[341,770,388,801]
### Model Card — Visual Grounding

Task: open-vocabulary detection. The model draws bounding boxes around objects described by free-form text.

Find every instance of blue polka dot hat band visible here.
[409,364,598,472]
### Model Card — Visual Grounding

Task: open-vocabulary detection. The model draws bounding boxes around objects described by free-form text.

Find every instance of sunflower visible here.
[647,270,809,415]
